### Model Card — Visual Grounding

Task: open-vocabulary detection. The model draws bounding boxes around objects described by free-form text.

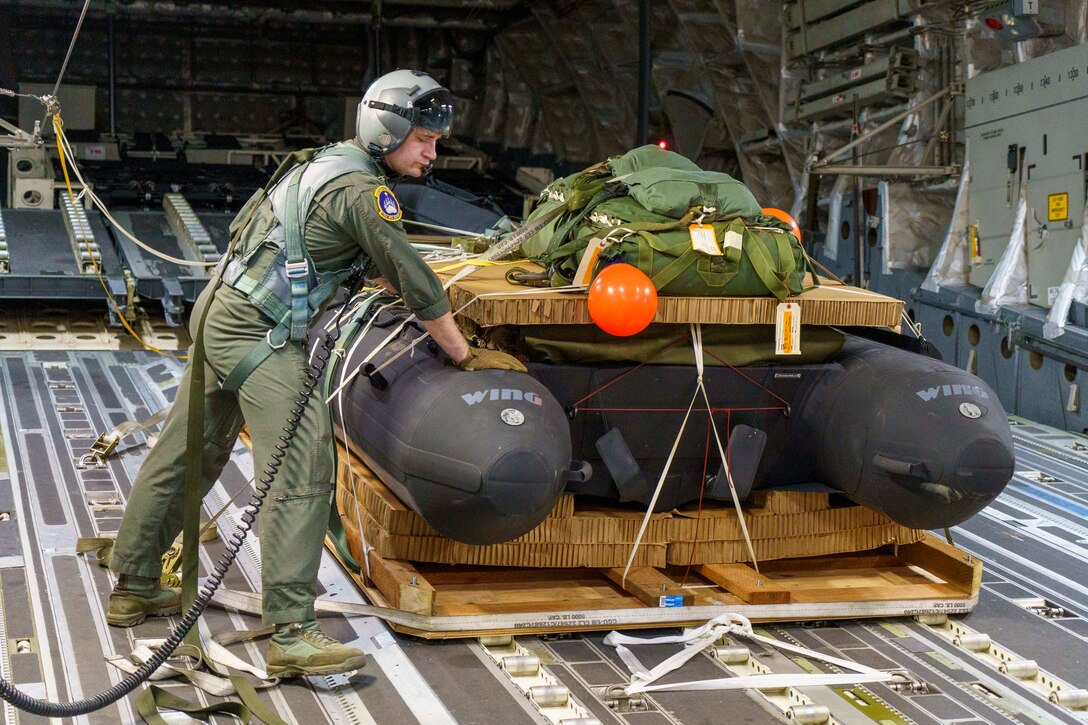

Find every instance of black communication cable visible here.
[0,324,343,717]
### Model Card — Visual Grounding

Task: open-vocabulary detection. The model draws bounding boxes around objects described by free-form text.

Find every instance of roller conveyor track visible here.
[105,206,233,326]
[0,352,1086,724]
[0,209,126,302]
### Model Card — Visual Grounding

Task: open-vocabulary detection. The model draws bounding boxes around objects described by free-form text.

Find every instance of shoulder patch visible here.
[373,185,402,222]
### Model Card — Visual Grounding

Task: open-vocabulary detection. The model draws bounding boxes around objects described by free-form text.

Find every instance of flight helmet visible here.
[356,69,454,156]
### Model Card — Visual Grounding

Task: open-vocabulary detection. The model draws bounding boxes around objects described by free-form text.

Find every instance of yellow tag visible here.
[574,237,608,287]
[775,302,801,356]
[1048,192,1069,222]
[968,224,981,265]
[688,224,722,255]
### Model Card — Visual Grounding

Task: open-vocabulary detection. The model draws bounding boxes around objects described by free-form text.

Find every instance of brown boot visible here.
[266,620,367,678]
[107,574,181,627]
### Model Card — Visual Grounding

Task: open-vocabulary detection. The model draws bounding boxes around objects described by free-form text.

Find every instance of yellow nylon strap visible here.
[52,115,186,359]
[430,258,527,274]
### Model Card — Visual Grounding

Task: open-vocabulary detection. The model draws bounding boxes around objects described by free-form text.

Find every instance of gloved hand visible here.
[458,347,527,373]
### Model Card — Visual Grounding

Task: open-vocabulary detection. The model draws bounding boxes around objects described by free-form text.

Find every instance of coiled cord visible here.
[0,327,340,717]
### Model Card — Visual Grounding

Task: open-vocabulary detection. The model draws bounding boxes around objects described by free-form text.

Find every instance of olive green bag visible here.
[519,144,717,259]
[520,146,810,299]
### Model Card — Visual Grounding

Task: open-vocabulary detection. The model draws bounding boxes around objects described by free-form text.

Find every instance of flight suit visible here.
[109,142,449,624]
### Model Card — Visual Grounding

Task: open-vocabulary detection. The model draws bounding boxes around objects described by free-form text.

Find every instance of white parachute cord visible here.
[691,322,760,571]
[332,293,403,579]
[901,309,923,338]
[415,244,471,263]
[57,126,216,267]
[324,309,418,404]
[324,284,584,404]
[402,218,485,237]
[308,290,382,367]
[604,613,892,695]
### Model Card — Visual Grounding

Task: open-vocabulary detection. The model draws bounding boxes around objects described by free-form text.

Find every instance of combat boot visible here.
[107,574,181,627]
[266,620,367,678]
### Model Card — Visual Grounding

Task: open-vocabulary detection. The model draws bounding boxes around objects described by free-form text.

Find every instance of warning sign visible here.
[1048,192,1069,222]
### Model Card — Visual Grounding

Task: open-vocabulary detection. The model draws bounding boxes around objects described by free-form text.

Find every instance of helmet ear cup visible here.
[356,70,453,156]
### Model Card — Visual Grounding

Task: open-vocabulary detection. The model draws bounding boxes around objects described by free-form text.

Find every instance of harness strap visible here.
[219,144,376,388]
[179,167,270,649]
[136,686,252,725]
[221,256,365,393]
[220,326,290,394]
[181,278,212,650]
[283,166,310,342]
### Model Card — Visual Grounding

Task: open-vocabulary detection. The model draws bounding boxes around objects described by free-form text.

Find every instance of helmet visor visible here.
[413,88,454,135]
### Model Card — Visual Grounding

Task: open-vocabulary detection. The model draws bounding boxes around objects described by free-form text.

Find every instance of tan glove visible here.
[458,347,528,373]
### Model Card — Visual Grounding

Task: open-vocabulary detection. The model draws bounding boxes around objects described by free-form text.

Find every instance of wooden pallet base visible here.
[328,533,982,639]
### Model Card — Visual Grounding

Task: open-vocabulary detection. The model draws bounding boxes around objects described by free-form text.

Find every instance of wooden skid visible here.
[335,443,926,569]
[329,533,982,639]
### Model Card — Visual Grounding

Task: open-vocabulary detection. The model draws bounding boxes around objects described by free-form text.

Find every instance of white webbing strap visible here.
[106,635,282,697]
[603,613,892,694]
[199,620,280,682]
[106,643,237,695]
[691,324,759,570]
[619,384,700,587]
[324,284,584,405]
[620,324,759,585]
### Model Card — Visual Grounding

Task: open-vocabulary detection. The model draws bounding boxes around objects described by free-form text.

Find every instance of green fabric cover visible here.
[516,146,808,298]
[606,144,702,175]
[618,166,761,219]
[520,324,844,366]
[519,145,706,258]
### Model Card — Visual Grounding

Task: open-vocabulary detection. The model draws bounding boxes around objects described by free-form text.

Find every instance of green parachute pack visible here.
[517,145,812,300]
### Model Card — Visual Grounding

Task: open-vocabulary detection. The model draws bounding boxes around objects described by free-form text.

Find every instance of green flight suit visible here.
[109,143,449,624]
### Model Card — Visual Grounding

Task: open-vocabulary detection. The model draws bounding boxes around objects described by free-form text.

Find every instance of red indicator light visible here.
[984,17,1004,30]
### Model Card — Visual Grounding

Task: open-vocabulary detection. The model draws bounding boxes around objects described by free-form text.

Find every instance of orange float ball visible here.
[762,207,802,243]
[587,263,658,337]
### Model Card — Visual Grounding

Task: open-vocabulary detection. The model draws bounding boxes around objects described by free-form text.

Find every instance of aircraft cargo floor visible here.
[1,349,1086,724]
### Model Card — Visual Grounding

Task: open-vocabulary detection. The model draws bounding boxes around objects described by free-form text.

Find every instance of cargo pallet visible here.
[329,534,982,639]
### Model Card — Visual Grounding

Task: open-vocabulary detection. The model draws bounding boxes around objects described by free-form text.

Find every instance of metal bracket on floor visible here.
[161,277,185,328]
[593,684,648,714]
[77,433,117,469]
[709,636,835,724]
[476,634,602,725]
[105,271,134,327]
[914,614,1088,712]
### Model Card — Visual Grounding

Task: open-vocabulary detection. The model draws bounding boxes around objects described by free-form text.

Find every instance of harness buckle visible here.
[284,259,310,280]
[266,329,288,350]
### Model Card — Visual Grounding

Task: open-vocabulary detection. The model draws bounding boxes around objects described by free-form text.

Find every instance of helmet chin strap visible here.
[357,134,434,180]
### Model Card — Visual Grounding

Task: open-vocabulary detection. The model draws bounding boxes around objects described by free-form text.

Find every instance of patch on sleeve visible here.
[373,185,402,222]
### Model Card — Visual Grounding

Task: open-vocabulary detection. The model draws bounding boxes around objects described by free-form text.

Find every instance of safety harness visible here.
[172,141,381,692]
[218,142,379,392]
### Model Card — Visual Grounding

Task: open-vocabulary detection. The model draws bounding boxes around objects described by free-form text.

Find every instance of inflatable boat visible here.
[313,295,1015,545]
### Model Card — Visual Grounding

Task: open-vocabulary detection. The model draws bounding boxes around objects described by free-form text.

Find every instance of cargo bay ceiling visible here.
[2,0,1087,215]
